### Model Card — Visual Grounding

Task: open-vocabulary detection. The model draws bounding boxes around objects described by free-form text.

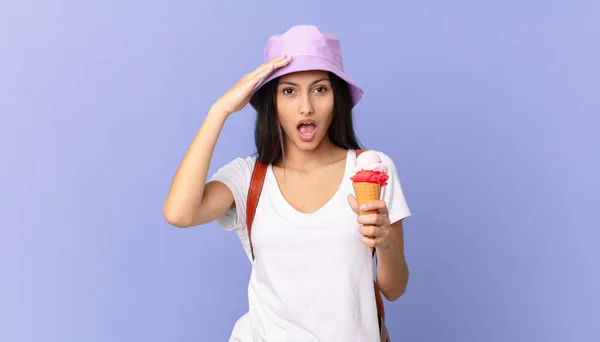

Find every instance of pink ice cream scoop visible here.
[351,151,389,186]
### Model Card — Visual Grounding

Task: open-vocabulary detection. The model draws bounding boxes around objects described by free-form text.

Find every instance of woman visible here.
[163,25,411,341]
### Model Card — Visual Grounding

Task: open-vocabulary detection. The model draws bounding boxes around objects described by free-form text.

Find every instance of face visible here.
[275,70,335,151]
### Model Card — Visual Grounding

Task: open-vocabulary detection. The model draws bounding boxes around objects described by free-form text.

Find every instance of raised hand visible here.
[213,55,292,115]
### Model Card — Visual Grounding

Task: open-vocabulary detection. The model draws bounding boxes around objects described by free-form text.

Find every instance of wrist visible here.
[208,104,231,121]
[377,236,398,256]
[381,234,395,250]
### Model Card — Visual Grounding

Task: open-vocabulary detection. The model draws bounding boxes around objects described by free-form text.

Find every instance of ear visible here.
[347,194,359,215]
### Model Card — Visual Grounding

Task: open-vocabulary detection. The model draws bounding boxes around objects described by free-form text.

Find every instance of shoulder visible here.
[214,155,258,176]
[209,154,258,192]
[208,155,259,232]
[224,155,258,169]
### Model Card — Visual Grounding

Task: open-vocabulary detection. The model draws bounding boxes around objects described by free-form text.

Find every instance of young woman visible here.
[163,25,412,342]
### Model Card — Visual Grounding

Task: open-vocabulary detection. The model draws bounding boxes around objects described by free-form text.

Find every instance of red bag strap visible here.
[245,150,385,320]
[246,158,268,260]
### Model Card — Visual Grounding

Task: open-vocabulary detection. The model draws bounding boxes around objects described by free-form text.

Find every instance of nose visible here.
[298,92,314,115]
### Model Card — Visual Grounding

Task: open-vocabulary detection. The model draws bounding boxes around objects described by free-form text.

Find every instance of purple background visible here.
[2,1,598,341]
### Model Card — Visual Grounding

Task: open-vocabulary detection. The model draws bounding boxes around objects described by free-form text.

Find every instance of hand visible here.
[347,194,393,250]
[213,55,292,116]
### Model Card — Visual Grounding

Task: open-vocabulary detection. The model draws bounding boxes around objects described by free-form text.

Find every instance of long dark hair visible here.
[252,72,363,165]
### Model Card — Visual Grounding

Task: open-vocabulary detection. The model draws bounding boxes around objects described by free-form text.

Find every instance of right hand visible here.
[213,55,292,115]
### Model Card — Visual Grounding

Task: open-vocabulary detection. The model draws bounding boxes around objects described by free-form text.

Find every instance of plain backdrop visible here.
[1,0,598,341]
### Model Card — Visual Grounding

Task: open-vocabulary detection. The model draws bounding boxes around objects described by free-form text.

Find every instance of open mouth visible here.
[297,120,317,142]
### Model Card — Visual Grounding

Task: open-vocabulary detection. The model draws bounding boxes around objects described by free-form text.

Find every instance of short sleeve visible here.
[208,156,256,231]
[376,151,412,224]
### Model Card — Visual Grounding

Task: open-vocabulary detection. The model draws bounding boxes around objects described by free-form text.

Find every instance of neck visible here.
[277,137,346,171]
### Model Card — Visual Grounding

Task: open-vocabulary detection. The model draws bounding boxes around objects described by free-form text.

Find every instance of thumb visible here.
[347,194,359,214]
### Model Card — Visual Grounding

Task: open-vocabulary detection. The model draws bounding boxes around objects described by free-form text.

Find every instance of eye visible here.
[314,86,327,93]
[282,88,294,95]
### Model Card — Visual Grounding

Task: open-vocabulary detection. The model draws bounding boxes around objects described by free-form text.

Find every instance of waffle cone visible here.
[352,182,382,215]
[353,182,382,254]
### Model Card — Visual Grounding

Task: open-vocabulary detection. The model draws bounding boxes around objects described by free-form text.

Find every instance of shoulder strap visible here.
[245,150,386,321]
[246,158,268,260]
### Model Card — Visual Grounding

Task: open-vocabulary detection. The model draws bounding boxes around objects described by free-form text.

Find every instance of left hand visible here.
[347,194,393,250]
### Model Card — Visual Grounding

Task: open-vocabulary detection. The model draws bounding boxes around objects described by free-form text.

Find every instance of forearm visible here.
[375,238,408,301]
[163,105,229,225]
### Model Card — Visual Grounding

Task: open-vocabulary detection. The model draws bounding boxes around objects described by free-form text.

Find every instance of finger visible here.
[363,235,389,249]
[267,55,292,66]
[251,56,292,80]
[250,56,287,75]
[358,213,390,232]
[361,235,377,248]
[347,194,359,214]
[357,213,380,226]
[246,63,274,79]
[265,55,288,64]
[359,200,388,215]
[245,64,275,84]
[250,56,290,76]
[358,224,379,237]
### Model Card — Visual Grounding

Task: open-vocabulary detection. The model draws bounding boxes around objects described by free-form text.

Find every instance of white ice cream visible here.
[354,150,387,173]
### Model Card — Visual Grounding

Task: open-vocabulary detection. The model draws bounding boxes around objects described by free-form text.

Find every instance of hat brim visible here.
[249,55,364,111]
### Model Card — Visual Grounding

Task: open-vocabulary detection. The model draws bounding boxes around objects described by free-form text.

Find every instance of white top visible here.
[210,149,411,342]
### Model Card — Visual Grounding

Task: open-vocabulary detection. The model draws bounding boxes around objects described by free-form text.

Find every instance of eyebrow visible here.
[278,77,330,86]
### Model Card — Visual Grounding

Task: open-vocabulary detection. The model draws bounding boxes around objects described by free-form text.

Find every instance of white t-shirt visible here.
[209,149,411,342]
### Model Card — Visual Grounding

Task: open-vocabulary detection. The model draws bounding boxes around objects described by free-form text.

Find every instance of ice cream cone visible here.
[352,182,381,215]
[353,182,381,255]
[350,150,389,255]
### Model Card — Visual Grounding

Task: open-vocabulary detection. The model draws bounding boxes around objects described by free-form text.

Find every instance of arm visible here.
[163,55,293,228]
[162,106,234,228]
[347,195,409,301]
[374,219,408,301]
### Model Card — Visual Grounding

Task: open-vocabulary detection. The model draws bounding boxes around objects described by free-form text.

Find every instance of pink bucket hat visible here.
[249,25,364,110]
